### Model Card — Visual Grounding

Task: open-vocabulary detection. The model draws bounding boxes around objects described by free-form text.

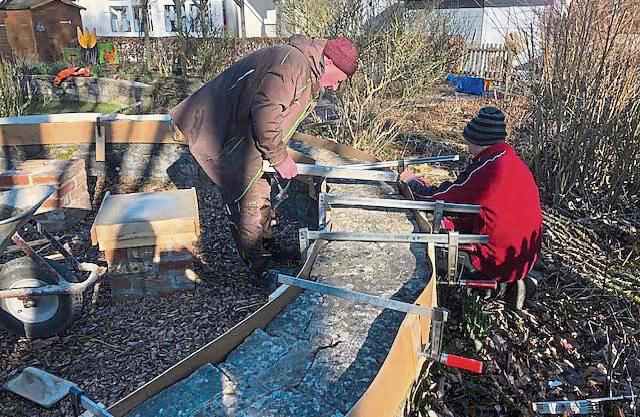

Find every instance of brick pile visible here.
[92,188,200,302]
[0,159,91,213]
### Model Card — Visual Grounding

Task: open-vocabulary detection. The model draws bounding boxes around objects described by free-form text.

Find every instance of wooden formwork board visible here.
[0,115,181,146]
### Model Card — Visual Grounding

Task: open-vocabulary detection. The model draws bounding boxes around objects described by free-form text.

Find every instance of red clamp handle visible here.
[461,279,498,289]
[441,353,484,373]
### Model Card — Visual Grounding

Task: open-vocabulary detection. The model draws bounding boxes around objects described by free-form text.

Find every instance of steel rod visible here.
[305,230,489,245]
[277,274,435,317]
[321,194,481,213]
[340,155,459,170]
[263,161,398,182]
[11,233,66,284]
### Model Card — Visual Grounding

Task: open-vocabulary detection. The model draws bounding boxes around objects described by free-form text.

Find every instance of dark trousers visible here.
[225,175,273,274]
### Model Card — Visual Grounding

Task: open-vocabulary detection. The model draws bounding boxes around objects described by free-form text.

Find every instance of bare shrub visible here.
[277,0,462,158]
[0,55,29,117]
[514,0,640,210]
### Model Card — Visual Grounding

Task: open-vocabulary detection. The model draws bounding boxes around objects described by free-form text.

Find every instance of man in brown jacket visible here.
[170,35,358,280]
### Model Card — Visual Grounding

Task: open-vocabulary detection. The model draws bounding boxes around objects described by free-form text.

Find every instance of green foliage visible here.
[461,291,492,351]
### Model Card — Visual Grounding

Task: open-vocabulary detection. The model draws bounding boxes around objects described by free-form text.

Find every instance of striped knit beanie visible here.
[463,106,507,145]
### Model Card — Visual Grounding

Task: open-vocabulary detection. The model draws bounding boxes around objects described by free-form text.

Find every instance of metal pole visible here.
[305,230,489,245]
[322,194,481,214]
[340,155,460,170]
[263,161,399,182]
[277,274,435,318]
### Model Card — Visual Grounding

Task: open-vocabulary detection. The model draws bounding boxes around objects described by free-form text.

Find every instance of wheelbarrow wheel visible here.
[0,257,82,339]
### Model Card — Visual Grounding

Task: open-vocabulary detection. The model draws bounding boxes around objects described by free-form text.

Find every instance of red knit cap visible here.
[323,37,358,76]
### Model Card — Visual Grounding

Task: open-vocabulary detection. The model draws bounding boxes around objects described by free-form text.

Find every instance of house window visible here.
[110,6,131,32]
[164,5,188,32]
[133,5,153,33]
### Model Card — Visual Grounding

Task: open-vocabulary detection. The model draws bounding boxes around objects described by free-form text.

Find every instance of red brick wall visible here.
[105,245,197,302]
[0,159,91,212]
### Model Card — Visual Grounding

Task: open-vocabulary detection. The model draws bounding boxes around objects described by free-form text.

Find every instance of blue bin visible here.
[446,74,485,95]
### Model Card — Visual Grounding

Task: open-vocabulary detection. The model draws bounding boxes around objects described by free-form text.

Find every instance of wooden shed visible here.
[0,0,84,62]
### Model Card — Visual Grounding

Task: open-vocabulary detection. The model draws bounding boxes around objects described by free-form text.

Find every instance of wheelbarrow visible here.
[0,185,106,339]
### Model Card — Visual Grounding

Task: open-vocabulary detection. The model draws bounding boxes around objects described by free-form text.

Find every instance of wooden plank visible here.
[191,187,201,238]
[106,119,179,144]
[0,121,96,146]
[94,218,197,242]
[91,191,110,246]
[97,232,197,251]
[292,132,377,163]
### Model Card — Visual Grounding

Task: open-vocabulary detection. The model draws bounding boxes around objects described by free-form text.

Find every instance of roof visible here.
[0,0,85,10]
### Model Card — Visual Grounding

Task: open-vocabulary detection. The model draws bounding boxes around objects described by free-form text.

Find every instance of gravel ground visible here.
[0,176,301,417]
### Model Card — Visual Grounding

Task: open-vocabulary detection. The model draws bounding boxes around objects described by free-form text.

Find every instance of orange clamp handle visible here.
[461,279,498,289]
[441,353,484,373]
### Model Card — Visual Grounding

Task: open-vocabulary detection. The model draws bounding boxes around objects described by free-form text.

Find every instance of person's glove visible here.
[399,169,418,184]
[274,155,298,179]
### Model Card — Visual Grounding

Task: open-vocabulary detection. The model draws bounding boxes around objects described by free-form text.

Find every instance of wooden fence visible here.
[457,43,514,84]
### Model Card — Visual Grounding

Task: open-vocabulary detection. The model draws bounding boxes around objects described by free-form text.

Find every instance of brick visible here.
[104,249,127,263]
[158,259,194,272]
[109,276,132,290]
[127,246,156,260]
[144,278,171,288]
[40,198,63,210]
[107,259,131,275]
[31,174,62,185]
[59,178,77,196]
[0,172,30,186]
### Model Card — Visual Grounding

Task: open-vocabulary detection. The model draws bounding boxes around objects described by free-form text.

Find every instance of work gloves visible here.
[274,155,298,179]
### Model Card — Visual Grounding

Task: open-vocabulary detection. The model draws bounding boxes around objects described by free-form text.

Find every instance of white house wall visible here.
[77,0,226,37]
[481,5,544,45]
[243,0,276,37]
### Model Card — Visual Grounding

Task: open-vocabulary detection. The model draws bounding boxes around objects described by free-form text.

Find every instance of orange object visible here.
[53,66,91,86]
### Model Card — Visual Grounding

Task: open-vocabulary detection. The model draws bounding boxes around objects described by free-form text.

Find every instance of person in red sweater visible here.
[400,107,542,308]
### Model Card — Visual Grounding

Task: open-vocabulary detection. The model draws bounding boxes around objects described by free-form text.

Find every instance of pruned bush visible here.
[514,0,640,210]
[277,0,462,158]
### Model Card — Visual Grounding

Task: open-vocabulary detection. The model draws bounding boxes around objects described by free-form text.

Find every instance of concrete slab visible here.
[128,364,235,417]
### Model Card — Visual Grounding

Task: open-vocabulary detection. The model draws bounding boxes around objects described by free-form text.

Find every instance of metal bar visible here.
[11,233,65,284]
[318,193,330,230]
[31,221,82,270]
[321,194,481,214]
[433,200,445,233]
[340,155,459,170]
[305,230,489,245]
[0,262,104,299]
[263,161,398,182]
[299,228,310,261]
[95,122,106,162]
[447,232,459,282]
[277,274,435,318]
